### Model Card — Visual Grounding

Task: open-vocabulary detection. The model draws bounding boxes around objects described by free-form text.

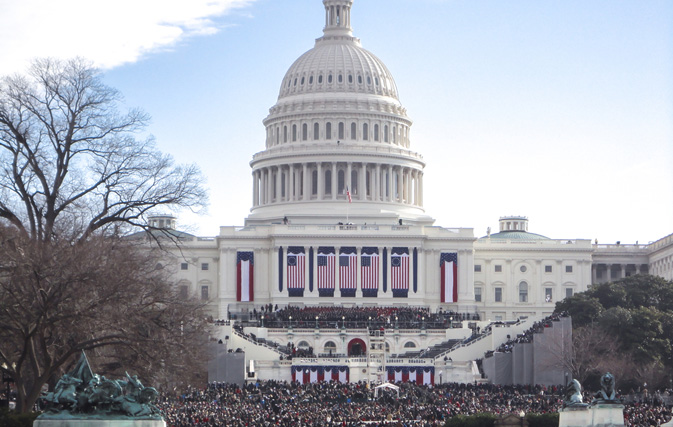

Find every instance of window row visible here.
[180,262,210,271]
[474,285,573,303]
[282,70,394,95]
[474,264,574,273]
[267,121,409,146]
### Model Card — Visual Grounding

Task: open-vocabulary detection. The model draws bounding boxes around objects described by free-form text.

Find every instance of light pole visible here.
[315,316,319,329]
[289,316,292,329]
[261,315,264,327]
[342,316,346,329]
[449,316,453,329]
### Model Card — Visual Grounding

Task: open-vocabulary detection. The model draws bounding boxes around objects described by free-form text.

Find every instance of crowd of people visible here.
[156,380,673,427]
[252,305,479,330]
[485,312,569,358]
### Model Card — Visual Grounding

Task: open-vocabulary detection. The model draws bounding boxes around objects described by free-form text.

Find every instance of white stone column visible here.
[331,162,337,200]
[375,164,381,201]
[317,163,323,200]
[303,163,309,201]
[419,172,424,206]
[285,165,295,202]
[346,162,352,196]
[387,165,393,202]
[275,167,282,203]
[359,163,366,200]
[265,168,271,205]
[394,168,404,203]
[253,170,259,207]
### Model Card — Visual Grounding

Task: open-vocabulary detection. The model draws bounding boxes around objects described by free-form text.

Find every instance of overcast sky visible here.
[2,0,671,244]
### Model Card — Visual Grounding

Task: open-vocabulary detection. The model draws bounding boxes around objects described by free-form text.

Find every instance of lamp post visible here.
[368,316,372,329]
[395,316,398,329]
[315,316,319,329]
[449,316,453,329]
[342,316,346,329]
[422,316,425,330]
[289,316,292,329]
[261,315,264,327]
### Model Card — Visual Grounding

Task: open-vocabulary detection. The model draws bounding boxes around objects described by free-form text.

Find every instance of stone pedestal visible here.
[559,404,624,427]
[34,419,166,427]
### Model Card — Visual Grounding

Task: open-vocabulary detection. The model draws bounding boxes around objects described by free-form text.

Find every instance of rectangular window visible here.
[201,263,209,271]
[495,287,502,302]
[494,265,502,273]
[566,288,573,299]
[565,265,573,273]
[181,262,188,270]
[545,265,552,273]
[474,265,482,273]
[545,288,553,302]
[475,287,482,302]
[201,286,209,300]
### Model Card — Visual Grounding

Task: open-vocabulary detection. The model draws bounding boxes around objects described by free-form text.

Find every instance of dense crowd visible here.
[155,380,673,427]
[254,305,478,330]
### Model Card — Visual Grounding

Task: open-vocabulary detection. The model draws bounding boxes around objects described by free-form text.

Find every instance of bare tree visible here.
[0,58,210,413]
[0,58,207,242]
[0,227,209,412]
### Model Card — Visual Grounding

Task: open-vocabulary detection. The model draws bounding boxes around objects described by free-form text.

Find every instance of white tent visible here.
[374,382,400,398]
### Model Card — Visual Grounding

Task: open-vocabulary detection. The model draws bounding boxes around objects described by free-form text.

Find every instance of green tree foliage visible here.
[526,412,559,427]
[444,413,496,427]
[555,275,673,389]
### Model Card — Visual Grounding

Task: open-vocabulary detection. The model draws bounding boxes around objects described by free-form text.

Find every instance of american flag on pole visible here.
[391,247,409,297]
[237,251,254,302]
[287,246,305,296]
[361,247,379,297]
[346,186,352,203]
[317,247,335,297]
[339,247,357,297]
[440,252,458,303]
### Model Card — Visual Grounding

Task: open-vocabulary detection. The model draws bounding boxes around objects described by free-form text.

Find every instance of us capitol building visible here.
[150,0,673,385]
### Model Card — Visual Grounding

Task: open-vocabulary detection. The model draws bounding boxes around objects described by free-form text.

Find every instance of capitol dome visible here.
[278,37,399,100]
[247,0,433,226]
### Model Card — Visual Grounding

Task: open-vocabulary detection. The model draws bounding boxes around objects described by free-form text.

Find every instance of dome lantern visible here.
[322,0,354,38]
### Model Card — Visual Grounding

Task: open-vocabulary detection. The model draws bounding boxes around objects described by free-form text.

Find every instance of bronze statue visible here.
[593,372,618,403]
[563,379,586,407]
[38,351,162,420]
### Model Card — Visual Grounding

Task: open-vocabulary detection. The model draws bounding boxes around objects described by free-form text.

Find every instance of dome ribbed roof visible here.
[481,231,550,241]
[278,40,399,100]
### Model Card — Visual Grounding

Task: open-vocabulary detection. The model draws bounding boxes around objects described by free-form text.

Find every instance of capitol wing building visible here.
[150,0,673,385]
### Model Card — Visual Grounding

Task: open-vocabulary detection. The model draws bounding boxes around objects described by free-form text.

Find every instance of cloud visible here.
[0,0,256,75]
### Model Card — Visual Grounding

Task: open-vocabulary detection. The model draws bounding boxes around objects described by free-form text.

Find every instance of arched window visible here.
[297,340,310,349]
[283,126,288,143]
[358,75,363,84]
[338,122,345,139]
[309,75,314,84]
[300,77,305,85]
[351,170,358,194]
[404,341,416,348]
[325,170,332,195]
[348,74,353,83]
[318,74,323,84]
[374,124,379,141]
[328,74,333,83]
[292,124,297,142]
[281,172,286,198]
[302,123,308,141]
[384,125,389,142]
[519,281,528,303]
[392,126,396,143]
[324,341,337,354]
[326,122,332,140]
[363,123,368,141]
[350,122,356,140]
[312,170,318,195]
[314,123,319,140]
[338,74,343,83]
[337,170,345,194]
[276,127,280,145]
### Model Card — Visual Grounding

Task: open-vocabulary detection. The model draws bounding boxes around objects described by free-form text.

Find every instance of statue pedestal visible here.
[559,404,624,427]
[34,419,166,427]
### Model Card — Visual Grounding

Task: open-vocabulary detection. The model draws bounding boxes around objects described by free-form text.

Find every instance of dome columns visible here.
[323,0,354,36]
[251,161,424,209]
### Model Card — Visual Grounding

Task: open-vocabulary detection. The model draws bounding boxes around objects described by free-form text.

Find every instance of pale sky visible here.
[1,0,671,244]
